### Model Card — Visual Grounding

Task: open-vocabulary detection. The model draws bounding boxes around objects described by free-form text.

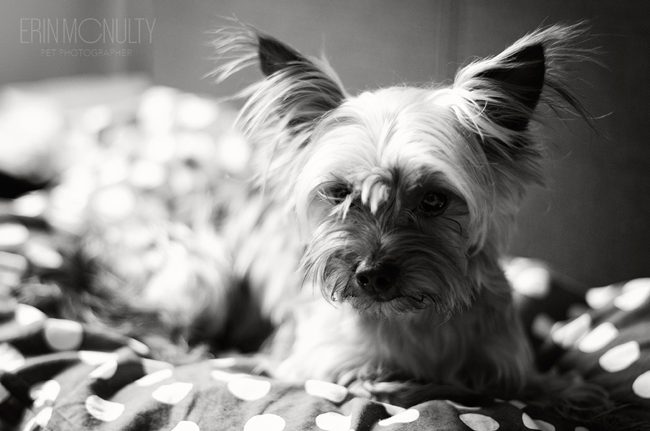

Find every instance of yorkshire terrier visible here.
[209,21,598,396]
[31,22,621,424]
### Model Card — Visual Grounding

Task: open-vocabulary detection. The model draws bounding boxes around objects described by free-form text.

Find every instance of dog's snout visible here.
[354,262,399,292]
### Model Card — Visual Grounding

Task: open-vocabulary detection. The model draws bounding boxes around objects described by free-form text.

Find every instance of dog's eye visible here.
[419,192,448,215]
[327,184,350,202]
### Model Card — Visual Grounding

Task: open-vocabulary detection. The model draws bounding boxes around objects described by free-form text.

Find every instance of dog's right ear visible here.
[256,33,307,77]
[212,26,346,132]
[211,25,347,188]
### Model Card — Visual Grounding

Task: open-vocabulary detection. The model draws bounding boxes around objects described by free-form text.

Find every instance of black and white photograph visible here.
[1,1,649,430]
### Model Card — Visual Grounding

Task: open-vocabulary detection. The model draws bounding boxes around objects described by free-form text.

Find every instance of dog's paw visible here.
[337,367,413,403]
[345,380,407,403]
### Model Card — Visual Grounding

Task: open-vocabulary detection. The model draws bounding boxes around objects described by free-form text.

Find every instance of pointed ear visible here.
[256,33,307,77]
[455,42,546,132]
[212,26,346,131]
[444,24,592,189]
[473,44,545,131]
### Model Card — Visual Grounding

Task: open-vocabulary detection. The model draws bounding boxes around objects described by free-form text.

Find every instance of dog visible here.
[208,22,587,390]
[27,22,623,425]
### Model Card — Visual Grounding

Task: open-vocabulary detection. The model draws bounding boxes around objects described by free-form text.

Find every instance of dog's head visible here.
[213,24,589,317]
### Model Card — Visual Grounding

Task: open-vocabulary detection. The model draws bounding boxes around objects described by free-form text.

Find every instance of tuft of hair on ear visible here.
[448,23,596,179]
[209,23,347,188]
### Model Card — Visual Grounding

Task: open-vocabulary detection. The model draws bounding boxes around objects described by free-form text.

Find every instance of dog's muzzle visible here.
[354,260,400,296]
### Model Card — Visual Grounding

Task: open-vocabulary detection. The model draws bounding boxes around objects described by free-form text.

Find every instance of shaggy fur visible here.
[208,23,577,387]
[27,22,632,427]
[211,22,616,420]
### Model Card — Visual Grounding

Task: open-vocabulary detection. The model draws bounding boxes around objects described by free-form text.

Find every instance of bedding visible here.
[1,78,649,430]
[2,250,650,431]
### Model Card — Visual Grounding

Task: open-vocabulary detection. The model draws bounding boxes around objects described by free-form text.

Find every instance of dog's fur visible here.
[24,22,632,426]
[209,23,581,388]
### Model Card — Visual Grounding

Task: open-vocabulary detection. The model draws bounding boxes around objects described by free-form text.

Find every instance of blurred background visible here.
[0,0,648,287]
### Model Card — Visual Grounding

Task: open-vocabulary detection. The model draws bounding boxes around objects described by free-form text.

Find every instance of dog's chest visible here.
[275,300,461,383]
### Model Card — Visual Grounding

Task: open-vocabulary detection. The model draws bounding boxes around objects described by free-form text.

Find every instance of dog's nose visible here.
[354,262,399,293]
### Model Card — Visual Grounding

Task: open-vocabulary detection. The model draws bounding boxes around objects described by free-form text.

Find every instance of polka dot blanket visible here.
[2,264,650,430]
[1,82,650,430]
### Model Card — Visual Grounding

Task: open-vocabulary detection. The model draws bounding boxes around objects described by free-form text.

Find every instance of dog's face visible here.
[298,88,477,316]
[214,25,586,317]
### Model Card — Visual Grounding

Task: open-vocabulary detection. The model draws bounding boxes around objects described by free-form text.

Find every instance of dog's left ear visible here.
[472,44,545,132]
[449,25,590,167]
[453,41,546,133]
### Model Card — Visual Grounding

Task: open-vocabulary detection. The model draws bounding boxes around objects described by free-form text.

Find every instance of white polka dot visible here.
[30,380,61,408]
[14,304,47,326]
[211,370,247,382]
[0,269,20,287]
[380,402,406,416]
[50,178,92,215]
[244,414,285,431]
[531,313,555,339]
[622,278,650,293]
[0,223,29,248]
[551,314,591,349]
[135,369,173,387]
[228,378,271,401]
[522,413,555,430]
[599,341,641,372]
[151,382,193,404]
[89,360,118,380]
[171,421,200,431]
[0,383,9,404]
[578,322,618,353]
[12,192,47,217]
[176,95,219,129]
[96,158,128,187]
[585,285,620,309]
[305,380,348,403]
[129,160,167,189]
[128,338,150,356]
[0,251,28,272]
[21,416,37,431]
[85,395,125,422]
[378,408,419,426]
[79,351,119,366]
[613,282,650,311]
[91,185,136,222]
[315,412,351,431]
[512,267,551,299]
[446,400,481,411]
[170,169,196,195]
[632,370,650,398]
[0,343,25,371]
[24,242,63,269]
[459,413,499,431]
[536,420,556,431]
[210,357,238,368]
[508,399,526,409]
[43,319,83,351]
[34,406,53,427]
